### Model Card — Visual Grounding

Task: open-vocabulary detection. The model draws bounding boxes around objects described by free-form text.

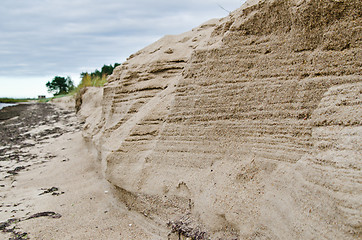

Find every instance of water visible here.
[0,103,17,110]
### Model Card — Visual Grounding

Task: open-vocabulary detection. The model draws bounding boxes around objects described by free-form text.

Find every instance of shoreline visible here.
[0,103,18,111]
[0,102,39,120]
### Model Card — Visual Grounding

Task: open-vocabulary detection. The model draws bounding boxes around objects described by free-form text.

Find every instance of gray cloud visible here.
[0,0,245,97]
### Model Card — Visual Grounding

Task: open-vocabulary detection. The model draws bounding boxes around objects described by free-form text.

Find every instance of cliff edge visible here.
[79,0,361,239]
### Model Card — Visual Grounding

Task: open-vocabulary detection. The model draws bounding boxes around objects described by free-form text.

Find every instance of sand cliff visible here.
[79,0,361,239]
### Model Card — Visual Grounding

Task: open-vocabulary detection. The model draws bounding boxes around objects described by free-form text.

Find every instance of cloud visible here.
[0,0,245,97]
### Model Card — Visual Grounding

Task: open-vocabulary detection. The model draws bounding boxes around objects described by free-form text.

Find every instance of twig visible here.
[216,2,231,14]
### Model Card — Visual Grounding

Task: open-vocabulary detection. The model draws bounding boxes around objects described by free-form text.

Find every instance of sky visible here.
[0,0,246,98]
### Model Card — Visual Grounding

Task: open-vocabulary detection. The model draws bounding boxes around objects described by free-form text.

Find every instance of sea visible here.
[0,103,17,110]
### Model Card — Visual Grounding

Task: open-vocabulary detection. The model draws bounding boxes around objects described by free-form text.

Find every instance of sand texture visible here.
[81,0,361,239]
[1,0,361,239]
[0,102,162,239]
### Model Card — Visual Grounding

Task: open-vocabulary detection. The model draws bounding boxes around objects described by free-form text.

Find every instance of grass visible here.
[38,75,108,104]
[78,74,107,88]
[0,95,72,104]
[68,74,107,96]
[0,98,36,103]
[37,94,73,103]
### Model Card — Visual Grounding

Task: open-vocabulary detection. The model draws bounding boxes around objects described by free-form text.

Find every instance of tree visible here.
[101,64,113,76]
[78,63,121,88]
[46,76,74,95]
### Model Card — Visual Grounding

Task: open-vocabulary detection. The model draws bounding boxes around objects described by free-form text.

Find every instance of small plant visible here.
[167,216,209,240]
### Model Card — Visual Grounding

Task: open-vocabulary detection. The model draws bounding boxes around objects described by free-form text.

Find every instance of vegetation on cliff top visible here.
[77,63,119,90]
[77,63,120,89]
[46,63,121,98]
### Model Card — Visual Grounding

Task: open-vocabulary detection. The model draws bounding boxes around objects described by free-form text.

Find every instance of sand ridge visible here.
[81,0,361,239]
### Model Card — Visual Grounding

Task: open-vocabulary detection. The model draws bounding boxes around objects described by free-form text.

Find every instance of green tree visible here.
[46,76,74,95]
[101,64,113,76]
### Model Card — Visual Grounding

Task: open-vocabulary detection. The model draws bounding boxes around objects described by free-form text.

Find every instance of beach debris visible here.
[45,153,56,159]
[0,218,20,230]
[0,103,76,239]
[0,218,29,240]
[26,211,62,220]
[38,127,63,138]
[8,231,29,240]
[0,212,61,239]
[6,166,26,175]
[167,215,209,240]
[39,187,64,196]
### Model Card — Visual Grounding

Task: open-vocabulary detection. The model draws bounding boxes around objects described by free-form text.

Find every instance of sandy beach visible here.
[0,102,160,240]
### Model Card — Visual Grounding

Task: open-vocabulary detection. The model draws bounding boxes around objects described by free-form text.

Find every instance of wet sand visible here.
[0,102,158,239]
[0,103,78,239]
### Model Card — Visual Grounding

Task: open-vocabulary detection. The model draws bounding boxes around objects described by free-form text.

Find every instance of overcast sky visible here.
[0,0,246,98]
